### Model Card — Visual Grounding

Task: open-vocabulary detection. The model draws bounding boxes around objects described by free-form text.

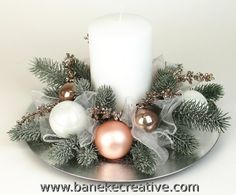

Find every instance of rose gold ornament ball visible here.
[58,82,75,101]
[94,121,132,160]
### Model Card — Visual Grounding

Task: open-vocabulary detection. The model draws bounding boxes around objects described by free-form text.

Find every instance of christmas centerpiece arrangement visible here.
[8,14,230,177]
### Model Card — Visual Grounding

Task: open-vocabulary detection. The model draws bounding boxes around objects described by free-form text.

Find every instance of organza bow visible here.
[121,97,181,165]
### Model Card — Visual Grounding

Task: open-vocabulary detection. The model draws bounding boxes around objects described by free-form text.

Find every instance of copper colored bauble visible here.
[94,121,132,160]
[58,82,75,101]
[135,108,159,132]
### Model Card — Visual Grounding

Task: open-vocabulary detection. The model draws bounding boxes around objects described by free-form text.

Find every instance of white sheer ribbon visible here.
[74,91,97,147]
[121,97,181,165]
[32,90,181,164]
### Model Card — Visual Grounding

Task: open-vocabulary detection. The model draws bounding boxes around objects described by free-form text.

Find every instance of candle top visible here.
[89,13,152,34]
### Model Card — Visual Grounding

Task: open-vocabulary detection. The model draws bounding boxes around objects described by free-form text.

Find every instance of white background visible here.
[0,0,236,194]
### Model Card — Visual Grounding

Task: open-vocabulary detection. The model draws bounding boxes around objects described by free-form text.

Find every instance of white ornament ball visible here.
[49,101,88,138]
[182,90,208,105]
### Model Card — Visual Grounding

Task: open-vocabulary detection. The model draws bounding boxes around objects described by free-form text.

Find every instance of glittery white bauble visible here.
[182,90,208,105]
[49,101,88,138]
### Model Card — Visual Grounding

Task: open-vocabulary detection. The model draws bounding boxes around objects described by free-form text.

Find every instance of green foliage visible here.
[194,83,224,102]
[48,136,78,165]
[8,120,41,142]
[130,141,158,175]
[75,78,92,95]
[43,86,59,98]
[30,58,66,88]
[95,85,116,109]
[173,100,231,132]
[151,67,178,93]
[73,59,91,81]
[76,144,98,167]
[48,136,98,167]
[30,57,91,98]
[169,126,199,156]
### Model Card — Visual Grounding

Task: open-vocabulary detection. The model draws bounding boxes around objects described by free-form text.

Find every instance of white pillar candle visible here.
[88,13,152,109]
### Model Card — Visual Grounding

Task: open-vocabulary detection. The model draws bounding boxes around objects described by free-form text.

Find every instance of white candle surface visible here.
[88,13,152,109]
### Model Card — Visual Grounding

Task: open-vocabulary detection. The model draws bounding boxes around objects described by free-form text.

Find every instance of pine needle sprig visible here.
[194,83,224,102]
[95,85,116,110]
[169,127,199,156]
[151,68,178,93]
[76,144,98,167]
[8,120,41,142]
[48,136,78,165]
[73,59,91,81]
[30,58,66,88]
[75,78,92,96]
[173,101,231,132]
[130,141,158,175]
[43,86,59,98]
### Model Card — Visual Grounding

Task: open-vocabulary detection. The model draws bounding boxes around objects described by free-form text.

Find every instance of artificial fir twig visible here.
[194,83,224,102]
[90,85,120,121]
[73,58,91,81]
[48,135,78,165]
[76,144,98,167]
[173,100,231,132]
[8,120,41,142]
[151,67,178,94]
[95,85,116,110]
[169,126,199,156]
[48,135,98,167]
[30,55,91,98]
[43,86,59,98]
[75,78,92,96]
[30,58,66,88]
[130,141,159,175]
